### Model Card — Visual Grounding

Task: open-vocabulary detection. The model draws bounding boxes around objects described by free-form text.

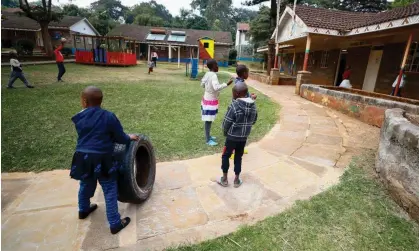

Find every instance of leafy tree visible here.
[172,8,210,30]
[18,0,63,56]
[125,0,172,26]
[249,5,272,49]
[88,10,117,35]
[1,0,19,8]
[232,8,258,23]
[391,0,417,7]
[90,0,127,21]
[61,4,91,18]
[191,0,233,31]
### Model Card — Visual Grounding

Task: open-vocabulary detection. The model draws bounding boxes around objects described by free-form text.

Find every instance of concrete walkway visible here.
[1,83,380,251]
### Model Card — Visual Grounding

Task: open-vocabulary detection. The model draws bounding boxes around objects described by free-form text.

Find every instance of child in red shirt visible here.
[55,39,66,82]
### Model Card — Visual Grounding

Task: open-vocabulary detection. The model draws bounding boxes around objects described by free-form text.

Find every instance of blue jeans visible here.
[78,178,121,228]
[8,71,31,87]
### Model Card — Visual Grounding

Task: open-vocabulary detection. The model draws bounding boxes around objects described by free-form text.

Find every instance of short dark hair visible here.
[206,59,217,70]
[236,64,249,77]
[9,51,17,58]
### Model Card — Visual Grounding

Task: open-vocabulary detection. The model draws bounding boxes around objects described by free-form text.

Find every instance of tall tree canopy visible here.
[391,0,417,8]
[18,0,63,56]
[191,0,233,31]
[1,0,19,8]
[249,6,272,49]
[172,8,210,30]
[90,0,127,21]
[61,4,90,18]
[124,1,172,26]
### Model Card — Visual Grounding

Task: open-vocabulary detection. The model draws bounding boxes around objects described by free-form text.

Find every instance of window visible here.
[146,34,166,41]
[204,42,209,48]
[406,41,419,72]
[320,50,329,68]
[168,35,186,42]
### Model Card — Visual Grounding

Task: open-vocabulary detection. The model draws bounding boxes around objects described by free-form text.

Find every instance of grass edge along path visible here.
[1,65,278,172]
[167,152,419,251]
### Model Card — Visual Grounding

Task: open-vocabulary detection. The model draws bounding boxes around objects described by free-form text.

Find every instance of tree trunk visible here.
[267,39,275,76]
[270,0,277,29]
[40,22,53,56]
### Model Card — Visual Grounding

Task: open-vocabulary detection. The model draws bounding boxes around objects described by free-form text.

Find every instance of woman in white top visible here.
[201,59,233,146]
[151,51,158,67]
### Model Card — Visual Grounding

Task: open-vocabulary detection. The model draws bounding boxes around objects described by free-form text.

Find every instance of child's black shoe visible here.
[78,204,98,219]
[110,217,131,235]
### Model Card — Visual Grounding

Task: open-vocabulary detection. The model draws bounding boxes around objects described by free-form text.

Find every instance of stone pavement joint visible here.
[1,82,380,251]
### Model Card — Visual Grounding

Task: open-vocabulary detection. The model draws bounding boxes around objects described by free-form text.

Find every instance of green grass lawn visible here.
[168,152,419,251]
[1,63,278,172]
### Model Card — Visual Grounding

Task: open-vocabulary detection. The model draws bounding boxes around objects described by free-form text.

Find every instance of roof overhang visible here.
[275,6,419,44]
[1,27,40,31]
[69,18,101,36]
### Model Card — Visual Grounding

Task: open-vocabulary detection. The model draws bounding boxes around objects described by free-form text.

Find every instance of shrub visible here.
[14,39,35,56]
[228,49,237,66]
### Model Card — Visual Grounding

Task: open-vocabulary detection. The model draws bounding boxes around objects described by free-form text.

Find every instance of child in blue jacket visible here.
[70,86,139,234]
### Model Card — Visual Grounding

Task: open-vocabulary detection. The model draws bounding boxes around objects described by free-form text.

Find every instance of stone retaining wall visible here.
[375,109,419,222]
[249,72,270,84]
[300,84,419,127]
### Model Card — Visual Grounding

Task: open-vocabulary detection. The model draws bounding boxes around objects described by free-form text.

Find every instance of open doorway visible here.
[335,51,347,86]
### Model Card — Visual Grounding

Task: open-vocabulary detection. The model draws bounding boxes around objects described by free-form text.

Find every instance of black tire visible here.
[114,134,156,204]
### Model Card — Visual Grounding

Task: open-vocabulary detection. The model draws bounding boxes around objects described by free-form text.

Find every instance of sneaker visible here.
[207,139,218,146]
[210,136,217,141]
[110,217,131,235]
[79,204,98,219]
[7,86,15,89]
[26,85,34,88]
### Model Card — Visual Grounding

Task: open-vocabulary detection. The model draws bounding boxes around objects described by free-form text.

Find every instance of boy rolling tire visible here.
[115,134,156,204]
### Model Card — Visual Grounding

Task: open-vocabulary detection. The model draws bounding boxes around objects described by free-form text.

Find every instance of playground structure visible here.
[74,35,137,66]
[188,37,224,79]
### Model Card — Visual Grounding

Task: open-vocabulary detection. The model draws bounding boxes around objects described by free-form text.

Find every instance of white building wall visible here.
[70,20,97,35]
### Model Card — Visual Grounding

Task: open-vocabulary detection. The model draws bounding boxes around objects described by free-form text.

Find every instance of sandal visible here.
[110,217,131,235]
[217,177,228,187]
[234,179,243,188]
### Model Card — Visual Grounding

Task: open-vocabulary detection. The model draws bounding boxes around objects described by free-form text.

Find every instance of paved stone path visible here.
[1,83,380,251]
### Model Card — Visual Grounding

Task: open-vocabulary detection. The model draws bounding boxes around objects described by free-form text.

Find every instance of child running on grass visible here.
[218,82,258,188]
[70,86,139,235]
[148,60,155,74]
[201,59,233,146]
[7,52,34,89]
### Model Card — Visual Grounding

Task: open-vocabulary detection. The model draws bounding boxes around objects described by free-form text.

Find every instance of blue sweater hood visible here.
[72,107,130,154]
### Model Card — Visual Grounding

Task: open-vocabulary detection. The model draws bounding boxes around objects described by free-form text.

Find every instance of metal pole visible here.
[178,46,180,68]
[292,48,296,75]
[303,34,311,71]
[394,32,413,96]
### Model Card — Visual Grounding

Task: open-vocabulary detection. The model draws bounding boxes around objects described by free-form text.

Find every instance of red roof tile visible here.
[237,23,250,31]
[294,2,419,31]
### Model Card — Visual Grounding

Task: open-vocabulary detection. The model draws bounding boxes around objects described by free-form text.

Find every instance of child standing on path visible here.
[7,52,34,89]
[201,59,233,146]
[55,39,66,82]
[70,86,139,234]
[148,60,155,74]
[218,83,258,188]
[235,65,257,100]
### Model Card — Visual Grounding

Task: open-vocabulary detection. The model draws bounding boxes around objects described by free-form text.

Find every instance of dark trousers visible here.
[391,87,402,97]
[78,178,121,228]
[57,62,66,81]
[221,139,247,175]
[8,71,30,87]
[152,57,157,67]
